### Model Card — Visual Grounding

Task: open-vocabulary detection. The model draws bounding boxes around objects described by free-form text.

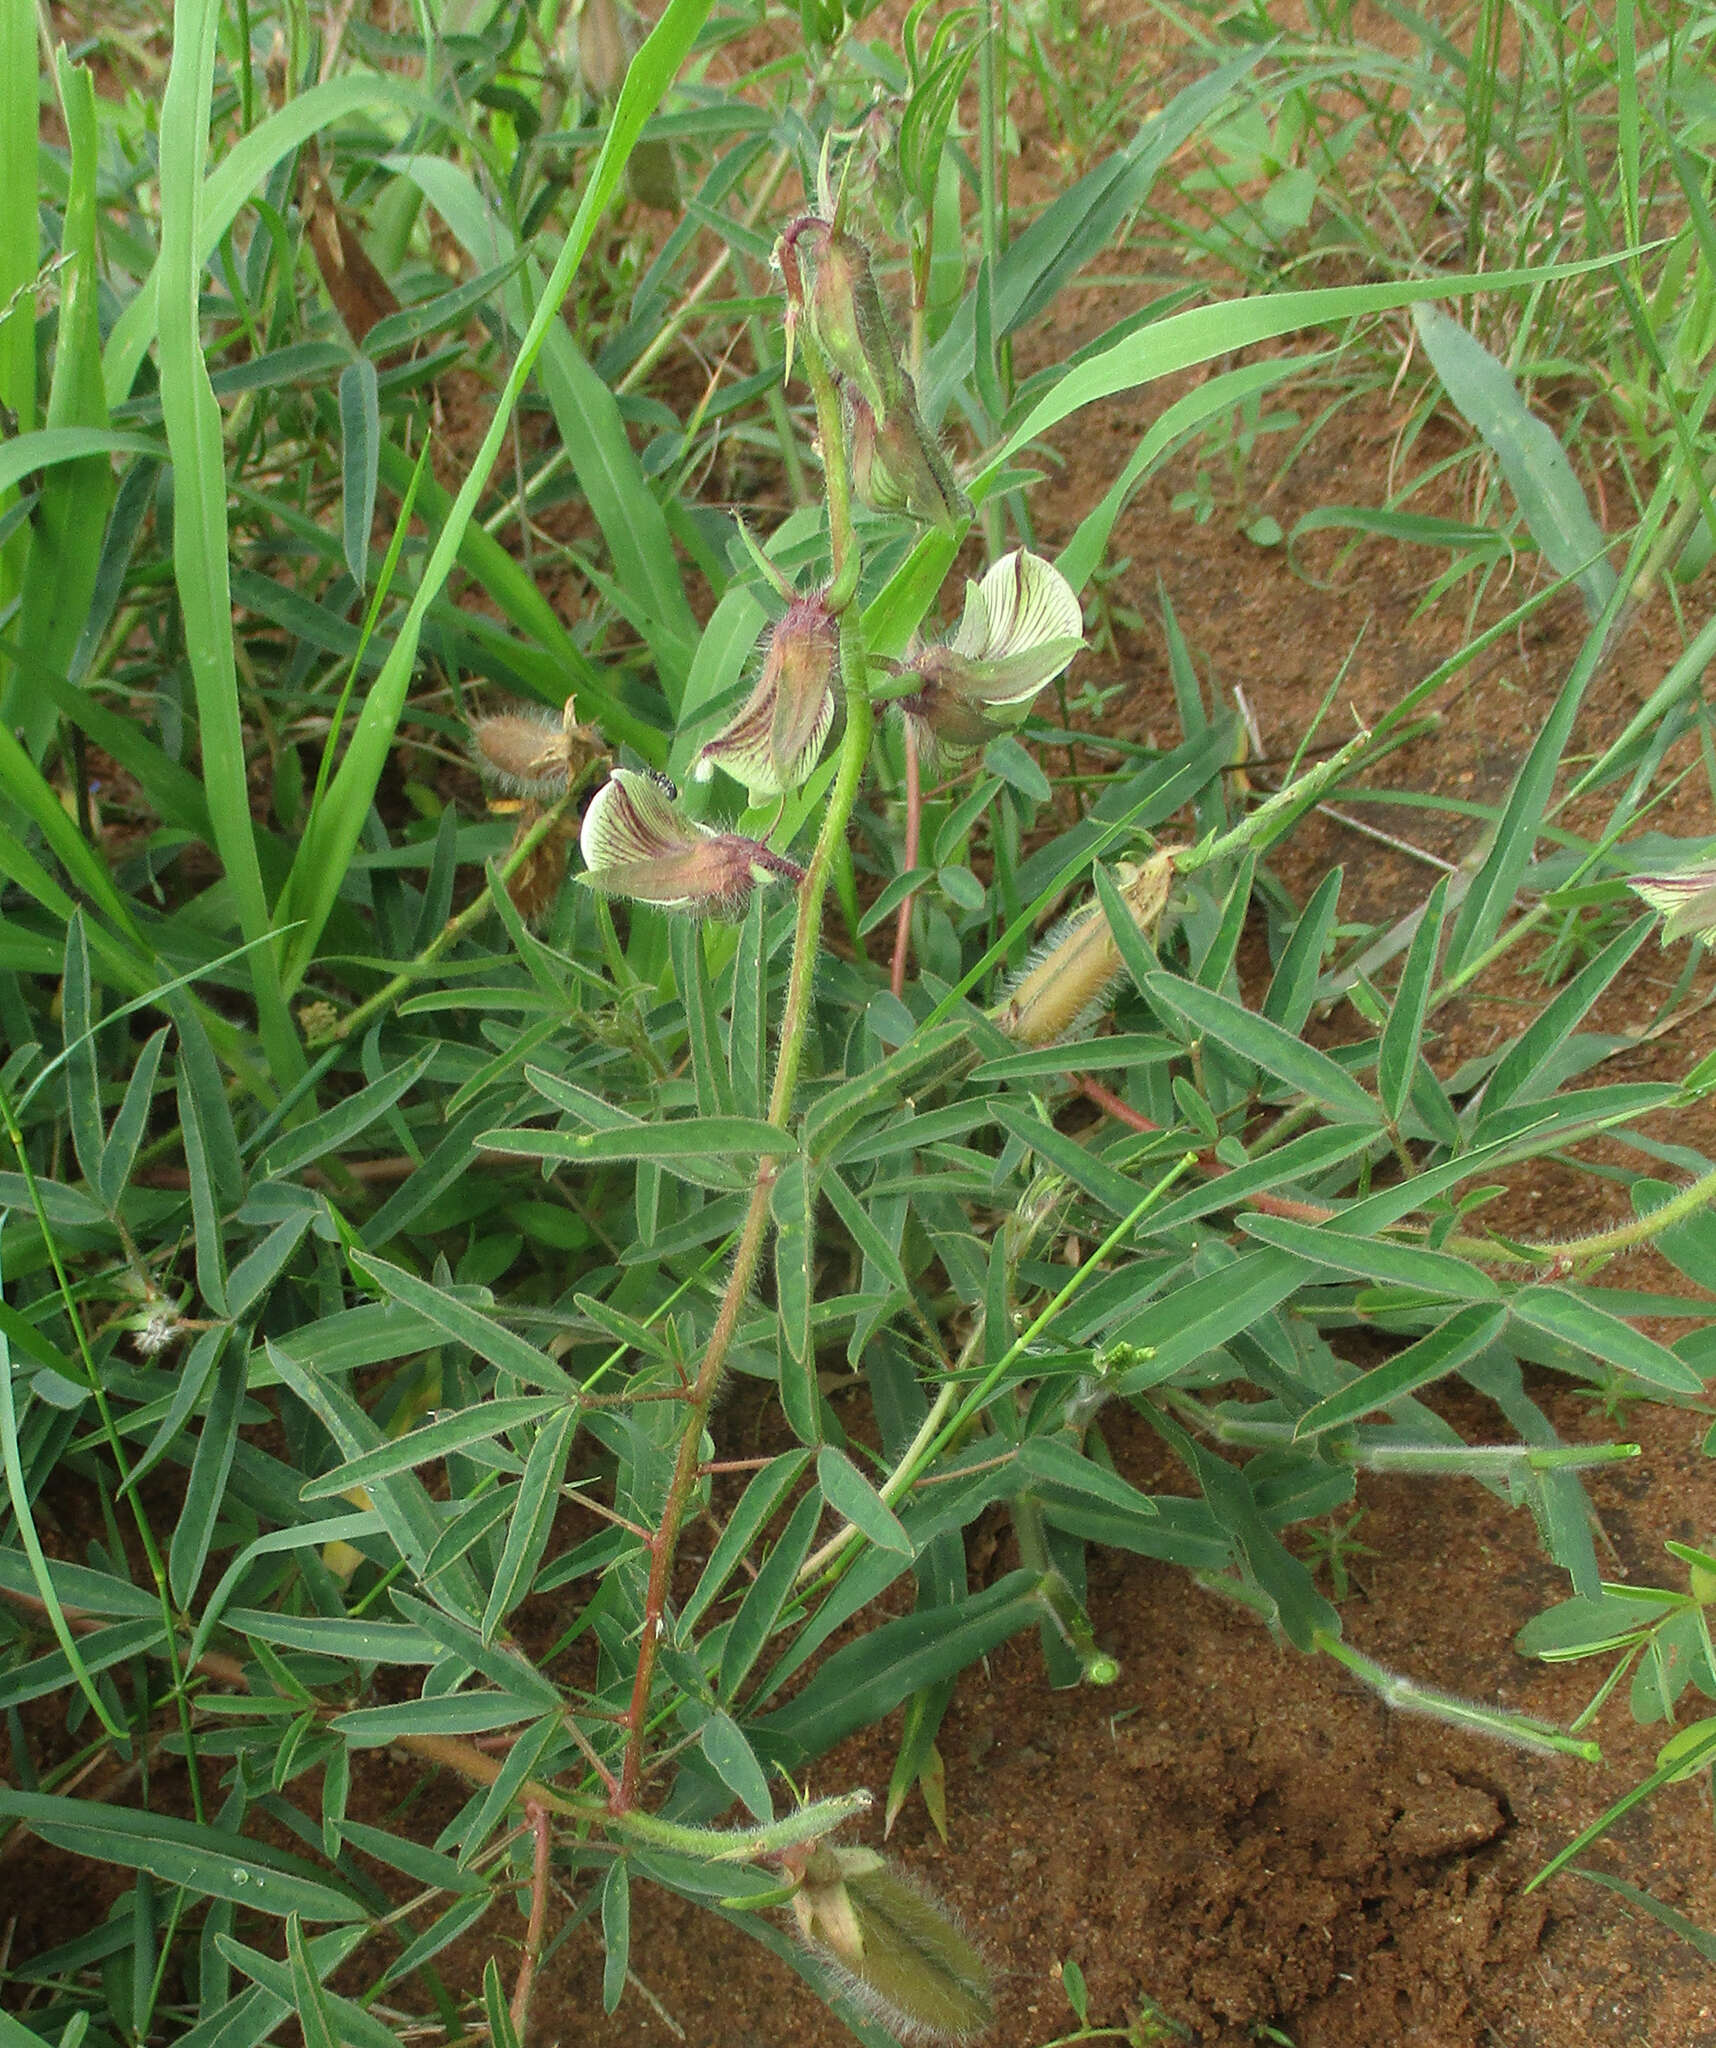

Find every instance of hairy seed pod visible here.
[995,851,1177,1045]
[792,1846,994,2043]
[779,216,907,424]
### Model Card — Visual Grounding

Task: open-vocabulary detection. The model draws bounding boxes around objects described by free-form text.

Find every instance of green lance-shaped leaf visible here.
[0,1791,366,1921]
[1293,1304,1511,1440]
[337,357,381,592]
[1510,1286,1703,1396]
[1413,304,1616,619]
[1142,972,1383,1124]
[9,56,113,757]
[816,1446,912,1556]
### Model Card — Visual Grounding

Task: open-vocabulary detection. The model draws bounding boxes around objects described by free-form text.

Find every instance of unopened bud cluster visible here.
[779,215,969,531]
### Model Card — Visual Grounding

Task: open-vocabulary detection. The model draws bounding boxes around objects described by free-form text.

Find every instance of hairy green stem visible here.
[1450,1162,1716,1272]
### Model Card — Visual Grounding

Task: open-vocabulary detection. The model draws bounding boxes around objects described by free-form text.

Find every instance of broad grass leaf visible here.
[0,1792,364,1921]
[1413,305,1616,617]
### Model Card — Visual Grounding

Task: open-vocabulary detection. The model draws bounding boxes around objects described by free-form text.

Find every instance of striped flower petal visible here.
[579,770,804,916]
[694,593,838,803]
[1630,863,1716,946]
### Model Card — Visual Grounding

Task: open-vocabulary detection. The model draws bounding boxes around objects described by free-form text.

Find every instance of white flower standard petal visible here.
[963,550,1083,664]
[580,770,701,873]
[1630,865,1716,946]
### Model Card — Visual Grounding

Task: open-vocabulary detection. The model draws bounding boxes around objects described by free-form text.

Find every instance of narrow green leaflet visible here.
[300,1396,564,1499]
[0,1792,365,1921]
[1377,876,1449,1124]
[1142,974,1382,1124]
[815,1446,912,1556]
[347,1252,575,1393]
[482,1406,581,1639]
[753,1570,1044,1763]
[1237,1212,1500,1300]
[1511,1287,1704,1395]
[1294,1305,1511,1438]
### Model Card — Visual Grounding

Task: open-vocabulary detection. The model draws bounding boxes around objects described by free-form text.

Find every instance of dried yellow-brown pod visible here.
[995,849,1177,1047]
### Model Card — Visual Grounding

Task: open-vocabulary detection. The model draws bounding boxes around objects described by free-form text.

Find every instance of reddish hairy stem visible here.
[510,1801,555,2040]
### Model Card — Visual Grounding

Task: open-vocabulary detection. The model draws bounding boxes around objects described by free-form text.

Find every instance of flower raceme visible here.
[578,769,805,916]
[694,590,839,803]
[898,549,1086,764]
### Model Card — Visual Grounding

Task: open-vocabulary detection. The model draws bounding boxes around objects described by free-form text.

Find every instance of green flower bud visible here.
[693,591,838,802]
[579,769,804,916]
[845,382,969,530]
[792,1845,995,2043]
[779,215,907,423]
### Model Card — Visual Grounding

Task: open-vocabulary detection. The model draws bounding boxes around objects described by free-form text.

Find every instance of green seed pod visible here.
[793,1845,995,2043]
[846,382,969,531]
